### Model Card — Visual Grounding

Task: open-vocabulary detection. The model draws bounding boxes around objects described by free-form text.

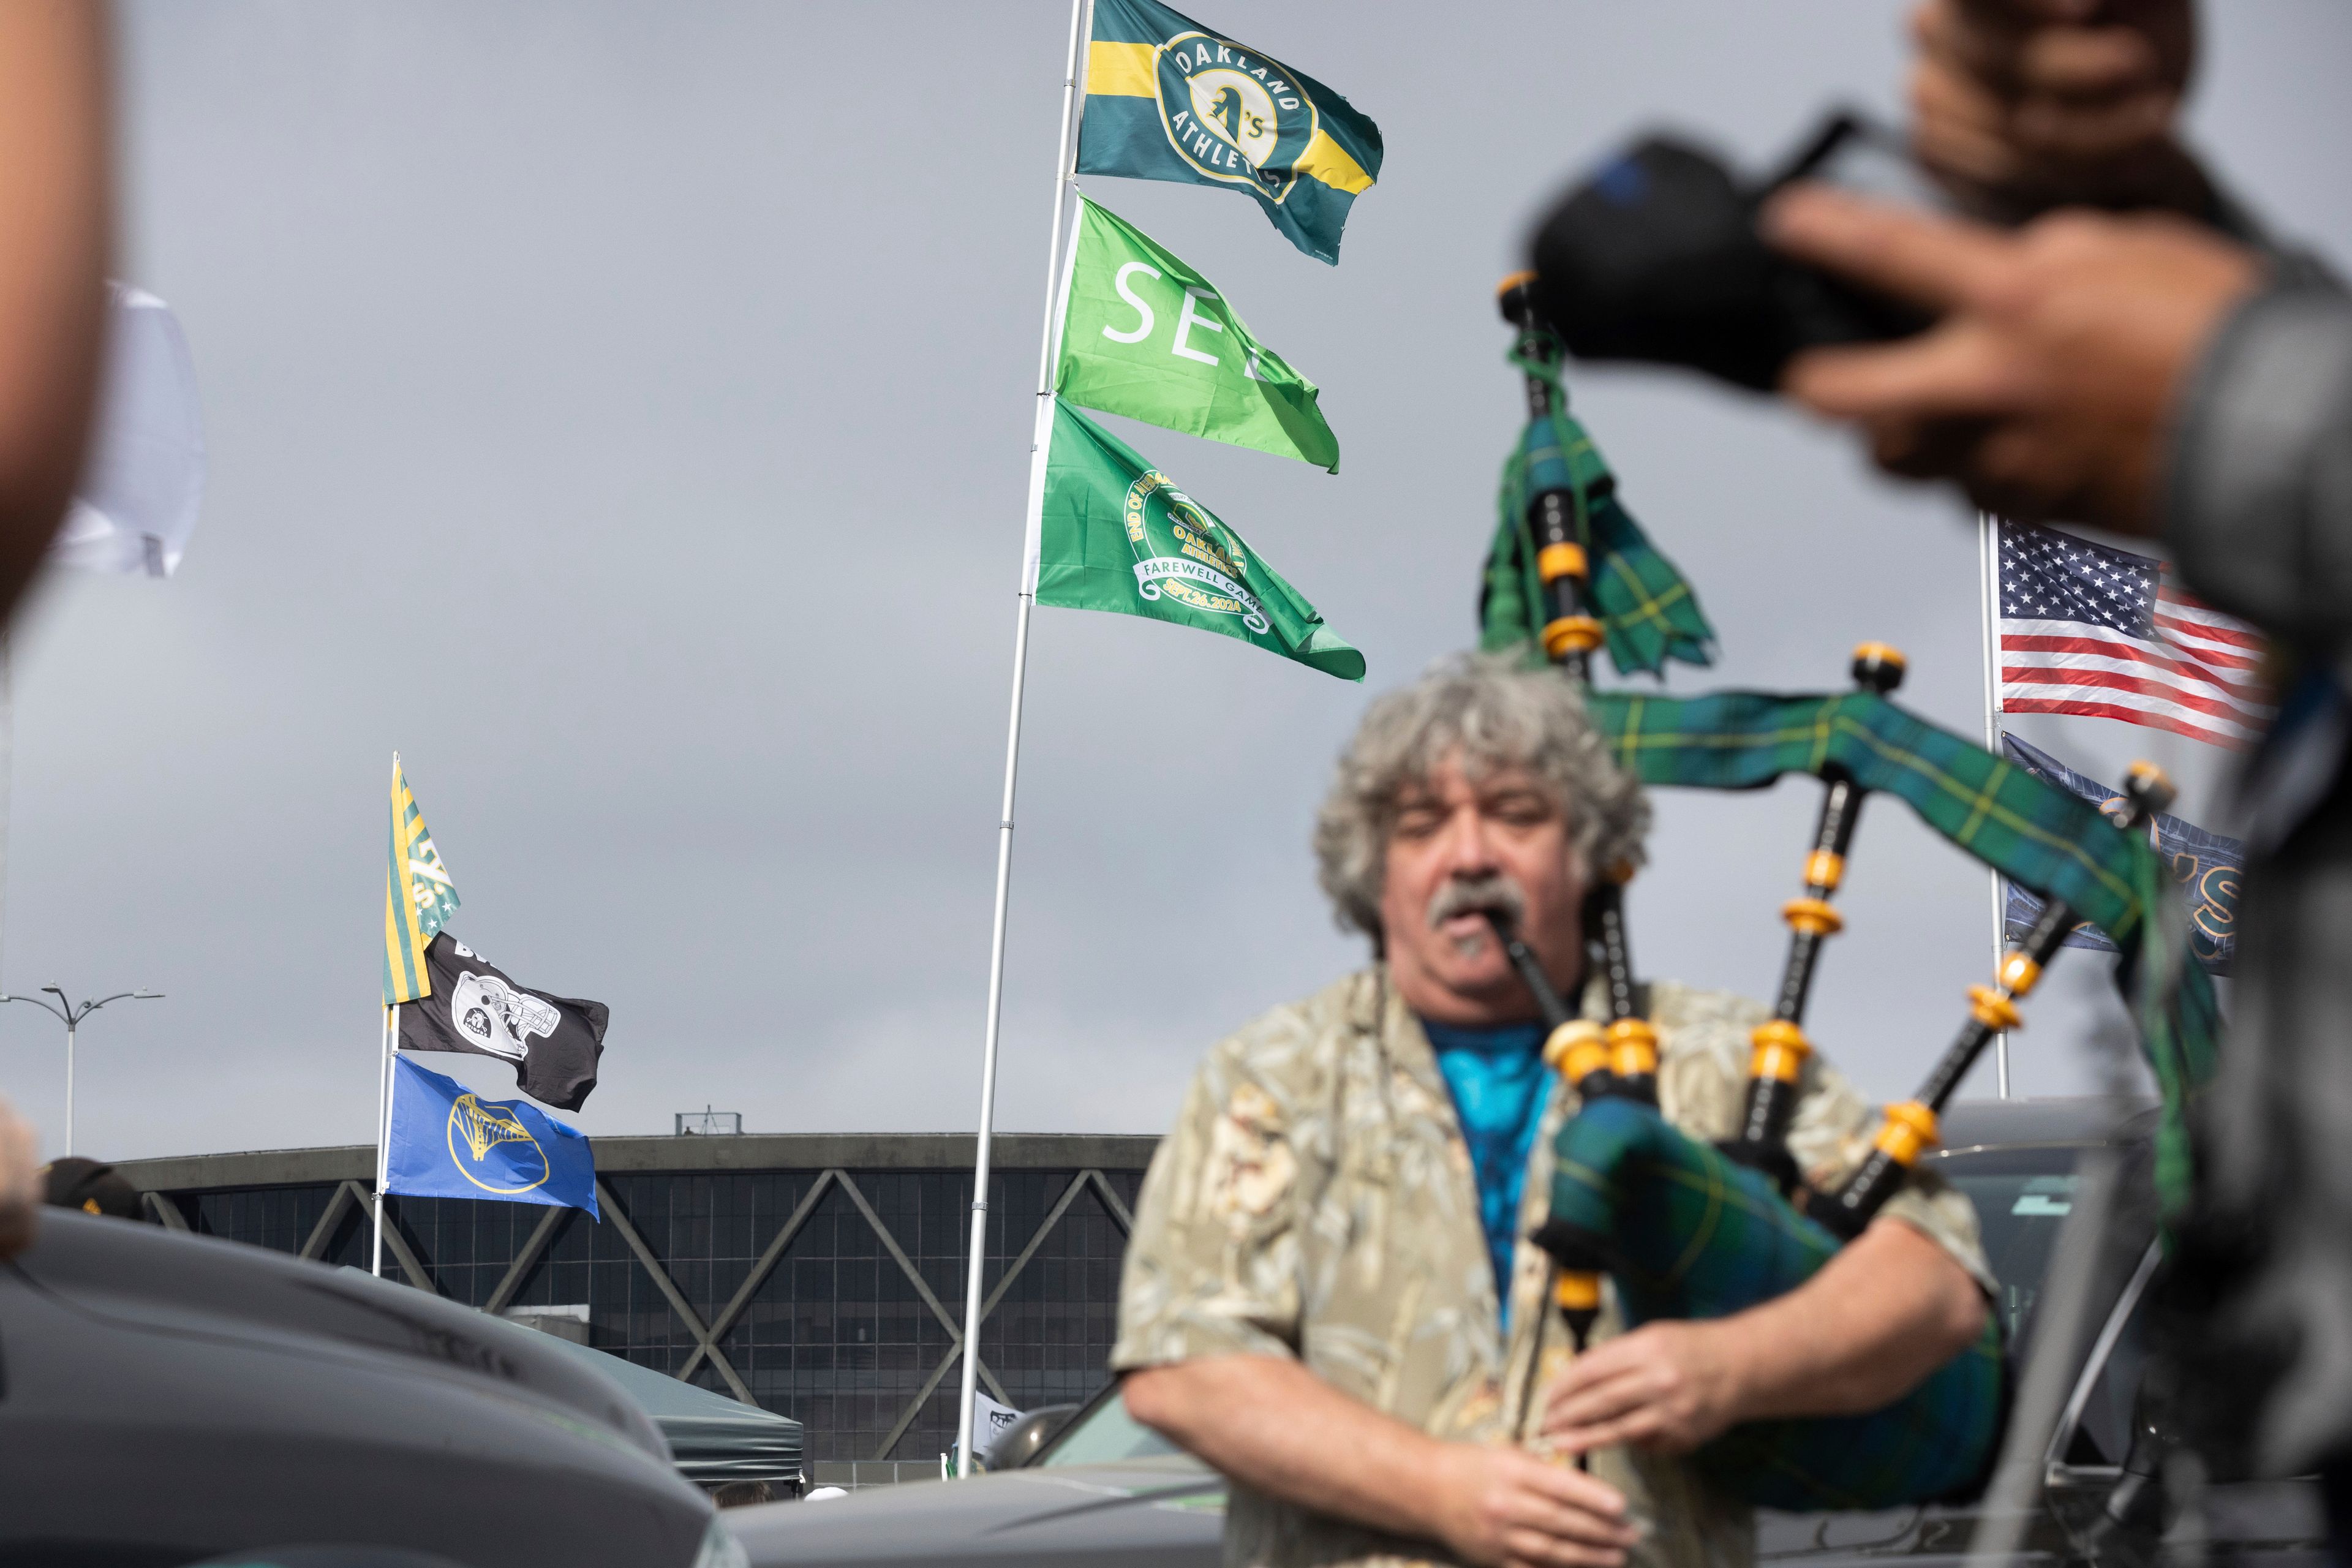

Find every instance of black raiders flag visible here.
[396,932,608,1111]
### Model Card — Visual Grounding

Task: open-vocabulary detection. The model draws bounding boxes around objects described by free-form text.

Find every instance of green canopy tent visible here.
[523,1330,805,1492]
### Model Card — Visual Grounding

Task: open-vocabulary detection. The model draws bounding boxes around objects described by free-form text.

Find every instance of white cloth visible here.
[53,283,205,578]
[974,1390,1025,1451]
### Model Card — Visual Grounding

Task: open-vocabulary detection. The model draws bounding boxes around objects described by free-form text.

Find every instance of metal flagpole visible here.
[1978,513,2010,1098]
[373,1002,394,1276]
[956,0,1090,1480]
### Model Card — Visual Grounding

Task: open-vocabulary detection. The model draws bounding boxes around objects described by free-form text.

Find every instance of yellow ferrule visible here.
[1997,952,2043,997]
[1543,615,1605,658]
[1555,1270,1602,1311]
[1544,1019,1608,1082]
[1537,542,1589,586]
[1872,1100,1940,1166]
[1605,1017,1659,1078]
[1852,640,1906,672]
[1804,850,1845,892]
[1782,896,1844,937]
[1969,983,2024,1033]
[1749,1019,1811,1083]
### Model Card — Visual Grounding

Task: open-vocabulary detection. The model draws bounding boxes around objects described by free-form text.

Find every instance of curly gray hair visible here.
[1313,653,1651,943]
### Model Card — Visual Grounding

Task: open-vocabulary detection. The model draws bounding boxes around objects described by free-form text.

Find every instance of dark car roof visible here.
[16,1208,674,1455]
[1934,1096,2157,1155]
[1,1209,714,1566]
[731,1457,1223,1566]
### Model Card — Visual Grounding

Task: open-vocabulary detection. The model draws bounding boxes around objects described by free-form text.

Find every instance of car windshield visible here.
[1927,1142,2143,1343]
[1034,1385,1185,1468]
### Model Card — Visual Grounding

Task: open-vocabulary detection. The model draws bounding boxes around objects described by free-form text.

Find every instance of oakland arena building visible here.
[116,1130,1153,1485]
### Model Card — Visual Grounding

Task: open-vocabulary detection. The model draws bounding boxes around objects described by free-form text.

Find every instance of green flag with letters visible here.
[1030,398,1362,680]
[1057,196,1340,471]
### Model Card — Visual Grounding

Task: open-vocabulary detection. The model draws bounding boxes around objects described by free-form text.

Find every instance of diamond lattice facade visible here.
[115,1133,1152,1471]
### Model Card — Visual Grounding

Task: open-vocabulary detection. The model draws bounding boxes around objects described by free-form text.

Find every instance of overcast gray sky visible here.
[11,1,2347,1160]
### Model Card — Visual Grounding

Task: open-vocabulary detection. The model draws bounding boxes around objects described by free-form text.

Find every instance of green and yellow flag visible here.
[1077,0,1382,265]
[1056,196,1339,470]
[383,758,460,1005]
[1029,398,1362,680]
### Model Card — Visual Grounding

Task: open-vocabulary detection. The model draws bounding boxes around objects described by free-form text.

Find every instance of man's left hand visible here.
[1539,1320,1745,1457]
[1766,183,2261,535]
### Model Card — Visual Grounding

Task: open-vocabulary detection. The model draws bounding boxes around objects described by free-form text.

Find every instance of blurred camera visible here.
[1526,111,1961,391]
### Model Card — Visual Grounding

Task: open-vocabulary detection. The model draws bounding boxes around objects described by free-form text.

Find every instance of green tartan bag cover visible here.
[1479,345,1716,677]
[1539,1097,2005,1512]
[1586,687,2220,1220]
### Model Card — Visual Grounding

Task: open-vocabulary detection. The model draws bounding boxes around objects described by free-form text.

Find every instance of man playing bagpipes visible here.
[1114,654,1996,1568]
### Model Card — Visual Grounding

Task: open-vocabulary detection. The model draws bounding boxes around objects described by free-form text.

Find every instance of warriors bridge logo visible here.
[447,1091,551,1196]
[1150,32,1320,203]
[1123,466,1269,635]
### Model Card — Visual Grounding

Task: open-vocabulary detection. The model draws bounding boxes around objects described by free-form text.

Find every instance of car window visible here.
[2061,1262,2153,1468]
[1929,1144,2119,1343]
[1035,1385,1185,1468]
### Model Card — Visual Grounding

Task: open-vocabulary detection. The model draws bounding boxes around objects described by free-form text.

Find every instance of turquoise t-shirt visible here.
[1421,1018,1552,1328]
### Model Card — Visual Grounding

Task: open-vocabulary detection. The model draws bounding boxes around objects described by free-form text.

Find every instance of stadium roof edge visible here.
[111,1131,1160,1193]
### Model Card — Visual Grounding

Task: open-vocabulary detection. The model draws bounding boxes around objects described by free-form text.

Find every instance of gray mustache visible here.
[1426,874,1526,932]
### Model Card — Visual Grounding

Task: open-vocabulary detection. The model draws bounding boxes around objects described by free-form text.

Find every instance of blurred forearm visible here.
[1728,1216,1988,1420]
[0,1094,38,1257]
[1125,1356,1449,1539]
[0,0,110,623]
[2166,279,2352,658]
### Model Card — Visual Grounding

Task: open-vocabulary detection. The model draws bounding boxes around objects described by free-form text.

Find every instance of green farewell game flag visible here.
[1033,398,1362,680]
[1077,0,1383,265]
[1057,197,1339,470]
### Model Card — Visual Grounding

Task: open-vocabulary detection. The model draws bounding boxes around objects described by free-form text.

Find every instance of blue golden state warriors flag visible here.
[1077,0,1382,265]
[383,756,459,1005]
[385,1057,598,1216]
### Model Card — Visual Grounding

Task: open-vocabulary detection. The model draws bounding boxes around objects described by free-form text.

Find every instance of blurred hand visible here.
[0,1094,38,1257]
[1427,1442,1638,1568]
[1909,0,2209,214]
[1540,1321,1744,1457]
[1767,183,2260,535]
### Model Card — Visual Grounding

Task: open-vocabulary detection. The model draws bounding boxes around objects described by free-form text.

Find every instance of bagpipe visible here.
[1481,279,2222,1512]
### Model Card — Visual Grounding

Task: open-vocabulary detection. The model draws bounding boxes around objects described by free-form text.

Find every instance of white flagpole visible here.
[375,746,398,1278]
[956,0,1090,1480]
[373,1001,395,1276]
[1979,513,2011,1099]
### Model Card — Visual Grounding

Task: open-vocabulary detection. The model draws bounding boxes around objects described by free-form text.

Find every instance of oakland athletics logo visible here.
[1124,469,1270,635]
[1151,32,1318,202]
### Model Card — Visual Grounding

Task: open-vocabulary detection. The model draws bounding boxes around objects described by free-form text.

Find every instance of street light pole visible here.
[1,985,162,1156]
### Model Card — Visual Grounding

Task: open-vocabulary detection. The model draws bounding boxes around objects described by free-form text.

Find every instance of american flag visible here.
[1997,521,2274,749]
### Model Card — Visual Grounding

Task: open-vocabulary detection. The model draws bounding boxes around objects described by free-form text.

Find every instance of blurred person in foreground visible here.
[42,1156,144,1219]
[1114,656,1992,1568]
[0,0,114,1261]
[1768,0,2352,1501]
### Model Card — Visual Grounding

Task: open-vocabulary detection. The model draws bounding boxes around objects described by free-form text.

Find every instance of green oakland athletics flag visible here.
[1030,398,1362,680]
[1077,0,1383,265]
[1057,196,1338,471]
